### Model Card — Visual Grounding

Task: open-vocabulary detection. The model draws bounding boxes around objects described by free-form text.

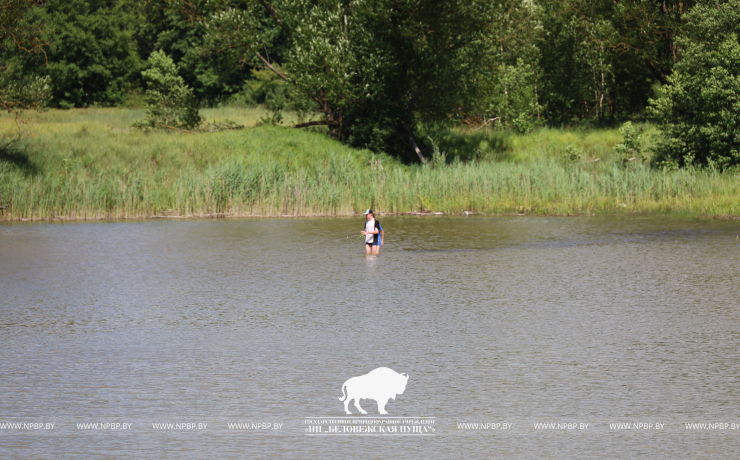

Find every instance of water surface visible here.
[1,216,740,458]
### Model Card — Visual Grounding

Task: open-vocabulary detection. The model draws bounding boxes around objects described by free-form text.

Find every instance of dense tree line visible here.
[4,0,740,167]
[2,0,687,116]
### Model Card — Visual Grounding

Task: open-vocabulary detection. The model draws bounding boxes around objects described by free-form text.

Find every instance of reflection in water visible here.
[1,216,739,458]
[364,253,379,270]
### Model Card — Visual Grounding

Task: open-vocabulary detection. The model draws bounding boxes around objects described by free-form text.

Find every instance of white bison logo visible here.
[338,367,409,415]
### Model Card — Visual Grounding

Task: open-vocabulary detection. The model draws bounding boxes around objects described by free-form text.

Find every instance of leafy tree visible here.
[649,0,740,169]
[133,50,201,130]
[538,2,617,124]
[1,0,48,115]
[1,0,50,150]
[537,0,691,125]
[0,71,49,116]
[185,0,499,161]
[3,0,143,108]
[464,0,543,132]
[2,0,251,107]
[609,0,695,118]
[0,0,43,52]
[610,0,695,86]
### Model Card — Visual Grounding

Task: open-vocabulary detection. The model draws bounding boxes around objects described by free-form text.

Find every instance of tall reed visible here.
[2,108,739,220]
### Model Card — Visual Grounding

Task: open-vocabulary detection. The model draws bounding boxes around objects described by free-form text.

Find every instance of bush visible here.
[562,144,583,163]
[649,0,740,169]
[133,51,201,130]
[613,121,642,164]
[241,69,289,111]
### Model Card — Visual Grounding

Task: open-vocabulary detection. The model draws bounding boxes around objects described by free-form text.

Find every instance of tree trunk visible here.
[328,122,341,140]
[313,90,341,140]
[401,121,426,163]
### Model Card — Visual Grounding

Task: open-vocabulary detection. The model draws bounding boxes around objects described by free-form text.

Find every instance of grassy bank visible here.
[1,108,740,221]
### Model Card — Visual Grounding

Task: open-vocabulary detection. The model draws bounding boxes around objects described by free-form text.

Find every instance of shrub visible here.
[563,144,583,163]
[133,51,201,130]
[613,121,642,164]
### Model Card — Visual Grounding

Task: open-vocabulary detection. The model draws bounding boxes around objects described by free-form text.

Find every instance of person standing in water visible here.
[361,209,384,255]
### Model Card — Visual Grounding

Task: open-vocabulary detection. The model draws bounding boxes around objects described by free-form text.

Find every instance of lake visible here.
[1,216,739,458]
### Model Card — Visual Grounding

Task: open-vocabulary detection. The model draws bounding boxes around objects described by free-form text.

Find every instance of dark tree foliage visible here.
[191,0,498,161]
[341,0,500,159]
[3,0,728,164]
[136,0,250,105]
[610,0,694,85]
[536,0,689,126]
[650,0,740,169]
[1,0,49,133]
[461,0,543,133]
[3,0,144,108]
[0,0,44,52]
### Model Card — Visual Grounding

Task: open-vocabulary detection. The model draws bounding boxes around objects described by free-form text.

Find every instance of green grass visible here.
[1,108,739,221]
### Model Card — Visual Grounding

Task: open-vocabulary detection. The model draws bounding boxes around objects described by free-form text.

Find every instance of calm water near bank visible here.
[1,216,739,458]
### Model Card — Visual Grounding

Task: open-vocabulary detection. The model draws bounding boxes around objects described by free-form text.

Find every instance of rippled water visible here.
[2,216,740,458]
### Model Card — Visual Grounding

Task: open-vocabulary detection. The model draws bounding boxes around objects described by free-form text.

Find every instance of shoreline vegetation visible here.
[2,107,740,222]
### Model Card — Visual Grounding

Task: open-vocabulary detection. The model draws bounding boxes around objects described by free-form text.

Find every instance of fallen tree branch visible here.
[291,120,339,128]
[473,117,501,130]
[199,120,245,132]
[155,123,195,134]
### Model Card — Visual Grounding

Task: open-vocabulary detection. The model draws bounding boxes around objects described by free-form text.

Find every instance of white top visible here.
[365,219,376,244]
